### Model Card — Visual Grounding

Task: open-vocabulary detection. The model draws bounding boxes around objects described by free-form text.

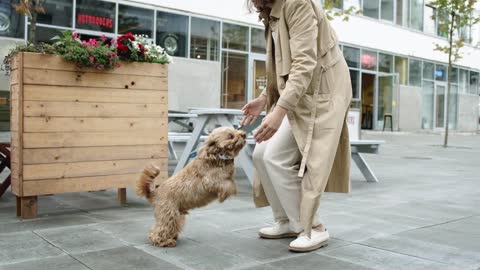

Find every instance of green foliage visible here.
[322,0,362,21]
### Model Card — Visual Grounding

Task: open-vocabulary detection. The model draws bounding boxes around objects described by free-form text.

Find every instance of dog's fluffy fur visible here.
[137,127,246,247]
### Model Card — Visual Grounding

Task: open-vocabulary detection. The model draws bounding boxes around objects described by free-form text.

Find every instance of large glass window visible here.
[458,69,468,93]
[190,17,220,61]
[222,23,248,51]
[396,0,408,26]
[378,53,393,73]
[156,11,188,58]
[380,0,394,22]
[76,0,115,33]
[36,0,73,27]
[363,0,380,19]
[28,25,62,44]
[361,50,377,71]
[423,61,435,80]
[450,67,458,84]
[251,28,266,54]
[448,85,458,129]
[0,0,25,38]
[435,64,447,81]
[350,70,360,99]
[343,46,360,68]
[409,59,422,86]
[423,6,436,35]
[469,71,479,95]
[409,0,424,31]
[118,5,154,38]
[394,56,408,85]
[421,81,434,129]
[221,52,247,109]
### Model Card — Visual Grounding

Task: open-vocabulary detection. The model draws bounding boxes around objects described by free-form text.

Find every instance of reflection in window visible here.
[380,0,394,21]
[190,17,220,61]
[222,23,248,51]
[423,6,436,35]
[469,71,479,95]
[363,0,379,19]
[221,52,247,109]
[458,69,468,93]
[378,53,393,73]
[409,59,422,86]
[28,26,62,44]
[119,5,154,38]
[396,0,408,26]
[409,0,424,31]
[343,46,360,68]
[423,61,434,80]
[76,0,116,33]
[37,0,73,27]
[435,64,447,81]
[450,68,458,84]
[394,56,408,85]
[421,81,434,129]
[361,50,377,71]
[350,70,360,99]
[251,28,266,54]
[0,0,25,38]
[156,11,188,57]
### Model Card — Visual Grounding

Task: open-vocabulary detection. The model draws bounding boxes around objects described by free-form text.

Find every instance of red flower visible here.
[89,56,94,63]
[117,44,128,53]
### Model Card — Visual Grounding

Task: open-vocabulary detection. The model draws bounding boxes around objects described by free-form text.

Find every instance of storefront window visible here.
[76,0,116,33]
[363,0,380,19]
[409,0,424,31]
[156,11,188,58]
[394,56,408,85]
[450,67,458,84]
[118,5,154,38]
[190,17,220,61]
[361,50,377,71]
[251,28,266,54]
[350,70,360,99]
[221,52,247,109]
[37,0,73,27]
[448,85,458,129]
[343,46,360,68]
[423,61,434,80]
[469,71,479,95]
[378,53,393,73]
[409,59,422,86]
[0,0,25,39]
[222,23,248,51]
[435,64,447,81]
[421,81,434,129]
[458,69,468,93]
[380,0,394,22]
[28,26,62,44]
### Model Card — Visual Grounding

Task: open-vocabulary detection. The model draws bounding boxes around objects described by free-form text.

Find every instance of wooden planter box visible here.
[10,52,168,218]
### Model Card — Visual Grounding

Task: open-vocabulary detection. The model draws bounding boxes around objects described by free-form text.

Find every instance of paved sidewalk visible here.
[0,133,479,270]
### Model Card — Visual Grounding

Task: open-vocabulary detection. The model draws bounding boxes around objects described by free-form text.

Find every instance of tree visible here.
[12,0,46,43]
[428,0,480,147]
[322,0,362,21]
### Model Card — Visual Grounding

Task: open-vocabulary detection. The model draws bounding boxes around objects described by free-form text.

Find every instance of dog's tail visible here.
[136,164,159,204]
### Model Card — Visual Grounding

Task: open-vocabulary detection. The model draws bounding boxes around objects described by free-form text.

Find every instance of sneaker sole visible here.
[288,240,329,253]
[258,232,299,239]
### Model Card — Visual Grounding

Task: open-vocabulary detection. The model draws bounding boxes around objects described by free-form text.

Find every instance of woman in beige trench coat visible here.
[241,0,352,252]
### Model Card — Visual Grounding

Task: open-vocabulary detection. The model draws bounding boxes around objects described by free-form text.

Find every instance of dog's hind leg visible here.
[149,200,183,247]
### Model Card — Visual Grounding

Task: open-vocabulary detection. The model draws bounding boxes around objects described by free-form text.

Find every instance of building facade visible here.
[0,0,479,131]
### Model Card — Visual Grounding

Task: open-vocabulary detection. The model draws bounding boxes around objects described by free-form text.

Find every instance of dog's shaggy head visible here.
[198,127,246,160]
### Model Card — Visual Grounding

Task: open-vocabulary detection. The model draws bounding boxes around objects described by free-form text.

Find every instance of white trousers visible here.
[252,117,320,232]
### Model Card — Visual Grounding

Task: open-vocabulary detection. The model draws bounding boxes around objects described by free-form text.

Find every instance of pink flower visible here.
[88,38,99,47]
[82,40,89,46]
[89,56,94,63]
[72,32,79,39]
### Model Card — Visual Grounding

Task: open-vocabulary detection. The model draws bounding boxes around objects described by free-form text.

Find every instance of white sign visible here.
[347,109,361,141]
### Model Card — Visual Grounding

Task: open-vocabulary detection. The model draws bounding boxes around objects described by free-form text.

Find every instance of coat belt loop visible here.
[298,66,326,178]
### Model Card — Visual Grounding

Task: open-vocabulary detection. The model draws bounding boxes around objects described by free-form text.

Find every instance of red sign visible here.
[77,14,113,29]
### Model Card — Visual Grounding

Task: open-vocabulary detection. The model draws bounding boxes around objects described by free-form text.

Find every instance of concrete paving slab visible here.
[0,256,89,270]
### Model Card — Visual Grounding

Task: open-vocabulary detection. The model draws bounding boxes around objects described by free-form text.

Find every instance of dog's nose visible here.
[239,131,246,139]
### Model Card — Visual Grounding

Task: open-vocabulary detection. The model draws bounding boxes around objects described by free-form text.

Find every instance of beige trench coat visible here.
[253,0,353,234]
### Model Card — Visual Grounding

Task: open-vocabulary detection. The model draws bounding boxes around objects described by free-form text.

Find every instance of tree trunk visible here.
[28,1,38,43]
[443,13,456,148]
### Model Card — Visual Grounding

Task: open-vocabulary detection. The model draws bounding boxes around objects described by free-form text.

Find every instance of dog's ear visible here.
[197,139,220,159]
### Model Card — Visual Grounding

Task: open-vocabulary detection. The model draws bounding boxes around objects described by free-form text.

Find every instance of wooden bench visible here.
[168,133,383,184]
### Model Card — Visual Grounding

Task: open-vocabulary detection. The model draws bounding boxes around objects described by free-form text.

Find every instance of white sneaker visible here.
[259,222,299,239]
[288,229,329,252]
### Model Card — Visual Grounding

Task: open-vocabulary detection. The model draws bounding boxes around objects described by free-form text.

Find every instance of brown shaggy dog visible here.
[137,127,246,247]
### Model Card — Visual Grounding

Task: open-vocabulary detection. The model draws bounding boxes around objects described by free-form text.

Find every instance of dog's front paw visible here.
[144,164,161,179]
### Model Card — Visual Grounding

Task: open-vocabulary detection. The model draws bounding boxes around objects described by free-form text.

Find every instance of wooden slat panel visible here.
[24,117,167,133]
[10,55,20,71]
[10,84,20,101]
[11,162,19,195]
[24,85,168,104]
[11,147,20,164]
[22,52,167,77]
[22,172,169,196]
[23,145,168,164]
[23,130,168,148]
[24,101,167,118]
[11,131,19,148]
[23,158,168,180]
[23,69,167,90]
[10,70,19,85]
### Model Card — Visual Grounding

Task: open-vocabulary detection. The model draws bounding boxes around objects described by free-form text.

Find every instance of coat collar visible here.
[258,0,285,22]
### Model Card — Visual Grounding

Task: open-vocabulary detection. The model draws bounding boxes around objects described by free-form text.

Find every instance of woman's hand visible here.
[254,106,288,143]
[240,95,267,126]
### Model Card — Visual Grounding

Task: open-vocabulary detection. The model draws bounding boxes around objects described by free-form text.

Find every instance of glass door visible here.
[375,74,396,130]
[248,54,266,101]
[434,83,447,129]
